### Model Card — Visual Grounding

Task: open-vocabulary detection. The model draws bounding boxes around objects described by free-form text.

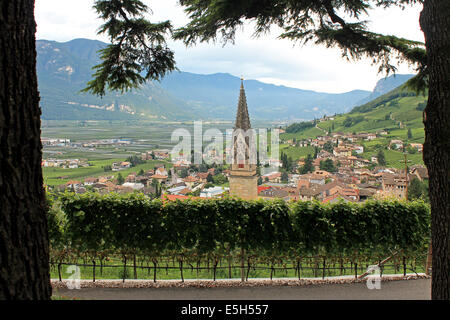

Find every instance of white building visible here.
[200,186,229,198]
[122,182,145,190]
[353,145,364,154]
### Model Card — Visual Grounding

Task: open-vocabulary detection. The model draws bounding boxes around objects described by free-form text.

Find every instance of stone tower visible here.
[229,79,258,200]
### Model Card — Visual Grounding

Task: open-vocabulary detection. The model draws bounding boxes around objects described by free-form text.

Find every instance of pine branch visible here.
[82,0,176,97]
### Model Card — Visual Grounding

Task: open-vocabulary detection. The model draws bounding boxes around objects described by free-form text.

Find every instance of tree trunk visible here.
[0,0,51,299]
[420,0,450,300]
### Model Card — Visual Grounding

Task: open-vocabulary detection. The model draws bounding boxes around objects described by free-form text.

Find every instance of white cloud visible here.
[34,0,425,93]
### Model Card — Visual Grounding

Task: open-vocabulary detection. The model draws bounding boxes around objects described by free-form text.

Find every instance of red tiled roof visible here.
[258,186,271,194]
[151,174,168,179]
[162,194,201,201]
[183,176,199,182]
[197,172,210,179]
[66,180,81,185]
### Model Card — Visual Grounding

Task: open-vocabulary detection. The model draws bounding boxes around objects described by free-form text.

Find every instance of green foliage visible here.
[343,115,365,127]
[407,128,413,139]
[54,193,429,262]
[204,182,215,189]
[407,146,417,154]
[351,87,417,114]
[82,0,176,96]
[377,150,387,166]
[299,154,314,174]
[408,177,429,202]
[117,172,125,185]
[284,121,315,134]
[126,155,146,167]
[281,171,289,183]
[180,168,188,178]
[323,141,334,154]
[212,174,227,185]
[281,152,293,172]
[319,159,337,173]
[416,102,426,111]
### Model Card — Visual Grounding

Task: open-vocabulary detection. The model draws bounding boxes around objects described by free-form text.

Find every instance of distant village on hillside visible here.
[46,133,428,204]
[43,82,428,204]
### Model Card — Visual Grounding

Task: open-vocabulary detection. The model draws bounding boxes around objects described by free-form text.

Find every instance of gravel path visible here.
[52,275,431,300]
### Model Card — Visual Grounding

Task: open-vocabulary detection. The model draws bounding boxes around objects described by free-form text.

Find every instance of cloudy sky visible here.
[35,0,425,93]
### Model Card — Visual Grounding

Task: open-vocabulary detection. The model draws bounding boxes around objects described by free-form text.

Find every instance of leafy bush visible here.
[285,121,315,133]
[53,192,430,261]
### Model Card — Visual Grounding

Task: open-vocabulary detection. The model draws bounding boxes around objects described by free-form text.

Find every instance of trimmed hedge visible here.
[49,192,430,261]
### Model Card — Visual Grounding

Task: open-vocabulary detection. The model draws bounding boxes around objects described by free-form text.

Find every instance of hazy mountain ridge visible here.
[356,74,415,105]
[36,38,414,121]
[159,71,371,120]
[37,39,196,121]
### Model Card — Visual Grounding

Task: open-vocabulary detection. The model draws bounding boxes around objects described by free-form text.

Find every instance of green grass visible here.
[43,159,122,186]
[280,145,315,161]
[44,159,173,187]
[281,127,324,141]
[50,255,427,281]
[316,94,426,137]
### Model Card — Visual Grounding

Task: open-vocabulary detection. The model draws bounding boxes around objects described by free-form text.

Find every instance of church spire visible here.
[235,78,251,131]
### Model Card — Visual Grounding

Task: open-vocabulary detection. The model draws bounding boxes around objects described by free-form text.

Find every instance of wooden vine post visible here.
[240,247,245,282]
[425,242,432,276]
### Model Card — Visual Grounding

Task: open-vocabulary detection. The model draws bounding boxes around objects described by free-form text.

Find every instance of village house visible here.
[381,174,408,199]
[84,177,99,186]
[167,185,191,195]
[336,157,352,168]
[126,174,136,183]
[280,186,300,201]
[297,178,311,190]
[297,172,327,185]
[259,187,291,201]
[317,150,333,159]
[153,150,170,160]
[353,145,364,154]
[298,186,320,201]
[66,180,82,191]
[389,140,404,150]
[333,147,352,157]
[410,143,423,153]
[197,172,211,183]
[182,176,200,189]
[134,175,150,185]
[262,172,282,183]
[122,182,145,191]
[200,186,229,198]
[410,166,429,181]
[173,159,191,171]
[155,167,168,176]
[112,161,131,171]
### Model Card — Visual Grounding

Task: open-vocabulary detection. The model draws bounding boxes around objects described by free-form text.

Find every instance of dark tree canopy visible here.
[82,0,177,96]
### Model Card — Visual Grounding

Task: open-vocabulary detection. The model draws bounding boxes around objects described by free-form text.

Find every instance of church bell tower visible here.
[228,79,258,200]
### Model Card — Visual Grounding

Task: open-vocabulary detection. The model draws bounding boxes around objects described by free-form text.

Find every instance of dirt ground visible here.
[53,278,431,300]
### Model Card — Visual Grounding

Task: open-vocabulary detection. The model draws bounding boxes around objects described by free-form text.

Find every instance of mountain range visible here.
[36,38,414,121]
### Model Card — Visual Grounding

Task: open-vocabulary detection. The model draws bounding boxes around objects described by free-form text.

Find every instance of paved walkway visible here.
[53,278,431,300]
